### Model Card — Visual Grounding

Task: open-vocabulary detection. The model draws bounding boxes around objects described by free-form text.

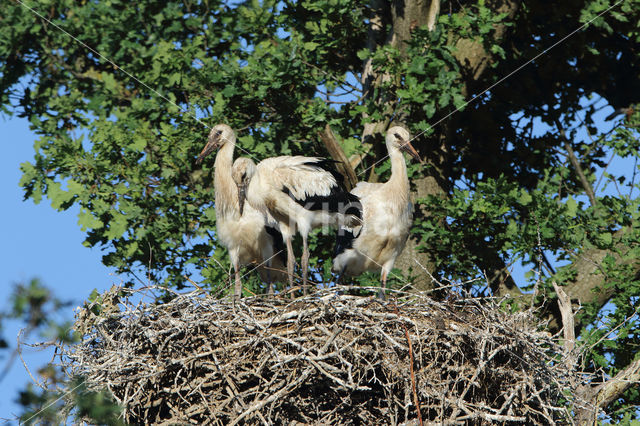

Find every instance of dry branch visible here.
[60,286,584,424]
[318,124,358,191]
[553,282,576,355]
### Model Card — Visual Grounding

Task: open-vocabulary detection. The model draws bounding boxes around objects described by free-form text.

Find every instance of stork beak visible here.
[399,138,423,163]
[237,183,247,216]
[195,132,222,165]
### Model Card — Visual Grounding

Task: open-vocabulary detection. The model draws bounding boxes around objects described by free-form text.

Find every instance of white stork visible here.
[244,155,362,295]
[332,126,421,299]
[196,124,285,298]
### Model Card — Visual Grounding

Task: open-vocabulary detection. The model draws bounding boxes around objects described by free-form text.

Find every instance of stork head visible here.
[231,157,257,215]
[386,126,423,163]
[196,124,235,165]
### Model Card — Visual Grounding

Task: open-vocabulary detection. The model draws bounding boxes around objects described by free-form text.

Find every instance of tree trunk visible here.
[395,0,520,291]
[358,0,443,291]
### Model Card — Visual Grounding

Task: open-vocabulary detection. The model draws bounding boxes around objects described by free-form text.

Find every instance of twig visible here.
[393,299,423,426]
[555,119,597,207]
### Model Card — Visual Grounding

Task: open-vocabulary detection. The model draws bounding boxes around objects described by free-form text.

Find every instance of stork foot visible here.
[379,269,388,300]
[378,287,386,300]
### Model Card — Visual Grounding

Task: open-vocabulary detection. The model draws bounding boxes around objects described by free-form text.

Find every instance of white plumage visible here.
[332,126,421,299]
[196,124,285,298]
[246,154,362,295]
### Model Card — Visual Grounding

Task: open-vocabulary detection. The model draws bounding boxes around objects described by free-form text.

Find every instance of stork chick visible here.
[245,155,362,296]
[196,124,285,299]
[332,126,422,299]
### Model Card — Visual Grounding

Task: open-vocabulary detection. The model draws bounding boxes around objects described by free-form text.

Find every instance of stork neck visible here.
[214,141,238,219]
[214,139,235,169]
[387,147,409,192]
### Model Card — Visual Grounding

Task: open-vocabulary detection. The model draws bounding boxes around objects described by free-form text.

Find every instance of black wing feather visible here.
[334,227,356,257]
[281,158,362,218]
[265,225,286,264]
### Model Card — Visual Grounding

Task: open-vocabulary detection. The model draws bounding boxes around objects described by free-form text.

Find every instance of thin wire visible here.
[16,0,624,178]
[21,380,86,425]
[239,249,285,283]
[357,0,626,178]
[13,0,265,164]
[12,0,477,294]
[13,0,251,283]
[13,0,208,129]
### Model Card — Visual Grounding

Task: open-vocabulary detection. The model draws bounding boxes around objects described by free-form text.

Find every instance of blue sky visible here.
[1,115,120,423]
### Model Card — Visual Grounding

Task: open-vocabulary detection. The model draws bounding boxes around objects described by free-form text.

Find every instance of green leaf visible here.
[129,135,147,151]
[167,72,181,86]
[356,48,370,60]
[47,181,74,211]
[597,232,612,246]
[566,196,578,217]
[303,41,319,51]
[102,73,118,93]
[519,191,533,206]
[78,208,104,231]
[105,212,128,240]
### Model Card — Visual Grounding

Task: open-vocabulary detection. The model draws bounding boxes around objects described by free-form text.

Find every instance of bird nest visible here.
[61,285,580,424]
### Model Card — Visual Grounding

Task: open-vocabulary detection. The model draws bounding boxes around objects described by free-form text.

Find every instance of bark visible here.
[555,274,640,422]
[357,0,391,159]
[426,0,440,32]
[592,358,640,415]
[452,0,519,82]
[318,125,358,191]
[553,282,576,354]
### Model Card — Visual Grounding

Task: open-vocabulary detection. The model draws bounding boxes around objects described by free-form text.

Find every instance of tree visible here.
[1,0,639,421]
[0,279,122,424]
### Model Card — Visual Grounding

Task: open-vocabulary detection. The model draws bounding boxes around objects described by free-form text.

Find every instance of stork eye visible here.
[394,132,402,140]
[216,130,222,136]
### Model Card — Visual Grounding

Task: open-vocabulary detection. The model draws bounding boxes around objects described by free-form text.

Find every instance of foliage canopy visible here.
[1,0,639,421]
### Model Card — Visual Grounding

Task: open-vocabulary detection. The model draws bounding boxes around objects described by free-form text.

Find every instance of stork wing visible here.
[257,156,361,216]
[350,181,381,201]
[268,156,342,199]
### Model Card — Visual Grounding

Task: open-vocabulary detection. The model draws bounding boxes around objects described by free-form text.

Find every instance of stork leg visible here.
[301,235,309,296]
[233,258,242,301]
[285,237,295,299]
[266,265,274,296]
[379,269,388,300]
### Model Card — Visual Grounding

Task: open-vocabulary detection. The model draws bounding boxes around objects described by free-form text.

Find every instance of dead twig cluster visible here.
[60,286,582,424]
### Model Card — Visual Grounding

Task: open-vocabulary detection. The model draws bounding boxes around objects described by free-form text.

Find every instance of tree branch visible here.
[575,357,640,423]
[595,357,640,411]
[546,227,640,333]
[426,0,440,32]
[555,119,597,207]
[552,281,575,355]
[318,125,358,191]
